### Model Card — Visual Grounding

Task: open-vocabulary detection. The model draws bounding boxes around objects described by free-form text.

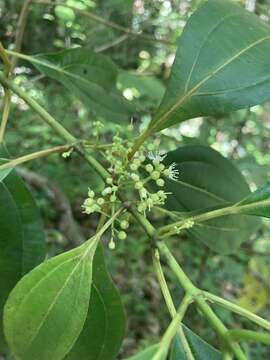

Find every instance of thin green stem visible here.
[129,128,152,159]
[0,144,72,170]
[158,199,270,238]
[153,294,193,360]
[0,72,76,144]
[11,0,33,70]
[0,43,11,143]
[158,241,247,360]
[152,249,195,360]
[0,91,11,143]
[227,329,270,346]
[204,291,270,332]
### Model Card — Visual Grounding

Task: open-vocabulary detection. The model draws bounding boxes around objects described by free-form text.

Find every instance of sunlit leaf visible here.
[66,244,126,360]
[148,0,270,133]
[162,145,259,254]
[4,238,98,360]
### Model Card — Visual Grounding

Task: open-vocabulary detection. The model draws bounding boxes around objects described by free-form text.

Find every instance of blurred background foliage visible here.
[0,0,270,358]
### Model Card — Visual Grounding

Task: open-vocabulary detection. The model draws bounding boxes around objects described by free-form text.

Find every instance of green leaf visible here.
[0,157,45,351]
[124,344,159,360]
[4,238,99,360]
[0,165,12,182]
[66,244,126,360]
[148,0,270,133]
[162,145,259,254]
[117,71,165,108]
[170,326,221,360]
[32,48,134,123]
[235,181,270,218]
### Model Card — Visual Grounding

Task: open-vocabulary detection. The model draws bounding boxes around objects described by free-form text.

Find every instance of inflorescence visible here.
[82,129,180,249]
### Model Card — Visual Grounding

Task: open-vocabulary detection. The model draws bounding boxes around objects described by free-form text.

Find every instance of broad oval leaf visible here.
[163,145,258,254]
[0,166,45,351]
[66,244,126,360]
[235,181,270,218]
[148,0,270,133]
[32,48,134,123]
[170,326,221,360]
[124,344,159,360]
[4,239,98,360]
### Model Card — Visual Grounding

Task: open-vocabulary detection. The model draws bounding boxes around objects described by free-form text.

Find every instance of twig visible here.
[34,0,174,46]
[0,43,11,143]
[0,144,72,170]
[95,34,128,53]
[11,0,33,70]
[152,249,195,360]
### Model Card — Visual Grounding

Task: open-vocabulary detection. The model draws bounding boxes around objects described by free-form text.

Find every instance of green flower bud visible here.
[97,198,105,206]
[157,163,165,171]
[109,239,116,250]
[118,231,127,240]
[131,173,140,182]
[133,158,141,166]
[88,189,95,198]
[135,181,143,190]
[145,164,154,173]
[120,220,129,230]
[106,177,113,184]
[130,163,138,171]
[140,188,147,198]
[139,155,146,162]
[156,178,165,187]
[151,171,160,180]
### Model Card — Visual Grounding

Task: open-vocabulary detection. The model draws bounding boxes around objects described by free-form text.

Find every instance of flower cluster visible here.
[82,131,180,249]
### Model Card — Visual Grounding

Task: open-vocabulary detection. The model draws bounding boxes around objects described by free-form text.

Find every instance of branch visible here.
[0,72,76,144]
[227,329,270,346]
[157,241,247,360]
[204,291,270,331]
[153,294,193,360]
[0,43,11,143]
[11,0,33,70]
[35,0,174,46]
[152,249,195,360]
[0,144,72,170]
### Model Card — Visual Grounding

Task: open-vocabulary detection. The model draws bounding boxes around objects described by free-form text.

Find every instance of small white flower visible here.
[168,163,179,180]
[148,150,167,163]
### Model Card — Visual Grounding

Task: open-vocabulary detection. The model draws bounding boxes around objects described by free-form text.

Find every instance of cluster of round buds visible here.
[174,219,195,234]
[82,189,105,215]
[108,218,130,250]
[82,131,181,249]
